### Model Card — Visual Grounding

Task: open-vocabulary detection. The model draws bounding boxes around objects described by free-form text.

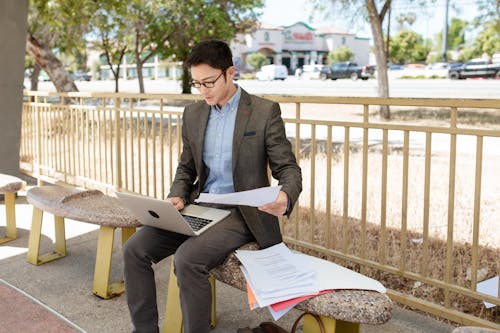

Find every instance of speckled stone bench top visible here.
[27,186,141,228]
[210,242,392,325]
[0,174,24,194]
[452,327,500,333]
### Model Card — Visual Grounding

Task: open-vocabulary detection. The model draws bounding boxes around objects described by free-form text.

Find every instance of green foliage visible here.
[154,0,265,93]
[28,0,93,69]
[246,52,268,70]
[427,51,452,63]
[457,47,480,62]
[474,21,500,57]
[327,46,353,63]
[389,30,430,64]
[433,17,468,53]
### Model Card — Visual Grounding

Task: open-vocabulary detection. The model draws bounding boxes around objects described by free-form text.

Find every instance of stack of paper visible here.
[235,242,387,320]
[235,242,324,320]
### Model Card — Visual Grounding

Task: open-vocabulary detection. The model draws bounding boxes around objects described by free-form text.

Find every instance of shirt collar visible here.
[211,85,241,113]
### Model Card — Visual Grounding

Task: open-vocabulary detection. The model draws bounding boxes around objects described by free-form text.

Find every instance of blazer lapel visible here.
[232,89,252,172]
[195,103,211,181]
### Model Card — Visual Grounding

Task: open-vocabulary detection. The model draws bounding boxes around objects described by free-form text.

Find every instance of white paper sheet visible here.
[236,242,317,292]
[477,276,499,308]
[195,185,281,207]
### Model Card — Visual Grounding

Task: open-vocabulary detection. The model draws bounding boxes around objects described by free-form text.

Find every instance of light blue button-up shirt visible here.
[202,86,241,194]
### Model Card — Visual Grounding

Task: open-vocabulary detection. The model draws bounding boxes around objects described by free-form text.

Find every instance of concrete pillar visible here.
[0,0,28,175]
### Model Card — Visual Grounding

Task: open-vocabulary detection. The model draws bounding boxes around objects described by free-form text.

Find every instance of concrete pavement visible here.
[0,177,456,333]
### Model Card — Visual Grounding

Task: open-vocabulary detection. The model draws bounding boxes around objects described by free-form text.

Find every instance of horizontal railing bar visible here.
[282,118,500,137]
[24,90,500,109]
[388,290,500,330]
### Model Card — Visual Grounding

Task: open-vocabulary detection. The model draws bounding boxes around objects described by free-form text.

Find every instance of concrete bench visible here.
[163,242,392,333]
[26,186,141,299]
[0,174,25,244]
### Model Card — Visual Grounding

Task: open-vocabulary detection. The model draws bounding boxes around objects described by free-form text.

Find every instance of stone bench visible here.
[0,174,25,244]
[163,242,393,333]
[26,186,141,299]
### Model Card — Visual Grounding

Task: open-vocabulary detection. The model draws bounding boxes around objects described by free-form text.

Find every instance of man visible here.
[123,40,302,333]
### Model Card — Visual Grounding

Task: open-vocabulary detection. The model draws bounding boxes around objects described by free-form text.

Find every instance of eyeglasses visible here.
[190,70,225,88]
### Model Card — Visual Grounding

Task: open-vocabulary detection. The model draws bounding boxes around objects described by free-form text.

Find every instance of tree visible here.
[395,12,416,31]
[433,17,468,55]
[474,21,500,57]
[27,0,92,92]
[246,52,268,70]
[127,0,176,93]
[156,0,264,94]
[88,1,131,93]
[389,30,430,64]
[327,46,353,63]
[310,0,393,119]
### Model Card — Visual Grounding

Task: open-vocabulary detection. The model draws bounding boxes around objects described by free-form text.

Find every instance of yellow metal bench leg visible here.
[162,258,217,333]
[93,226,135,299]
[303,314,360,333]
[163,261,183,333]
[93,225,119,299]
[27,208,66,265]
[209,276,216,328]
[0,192,17,244]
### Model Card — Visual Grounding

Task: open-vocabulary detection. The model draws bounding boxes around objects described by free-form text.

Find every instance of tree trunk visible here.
[26,34,78,93]
[114,69,120,93]
[134,29,145,94]
[30,63,41,91]
[181,65,191,94]
[137,58,145,94]
[366,0,391,120]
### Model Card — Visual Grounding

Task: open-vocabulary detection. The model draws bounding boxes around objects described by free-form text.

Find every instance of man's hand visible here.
[167,197,185,211]
[258,191,288,217]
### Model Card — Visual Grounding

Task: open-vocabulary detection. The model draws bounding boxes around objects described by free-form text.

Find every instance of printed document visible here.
[195,185,281,207]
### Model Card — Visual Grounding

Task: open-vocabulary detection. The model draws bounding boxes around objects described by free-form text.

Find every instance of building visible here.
[231,21,371,73]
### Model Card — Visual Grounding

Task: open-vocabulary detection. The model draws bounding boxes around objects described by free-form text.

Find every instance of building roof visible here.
[315,26,354,36]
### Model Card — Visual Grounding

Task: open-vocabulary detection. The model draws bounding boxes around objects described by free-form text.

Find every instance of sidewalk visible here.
[0,183,456,333]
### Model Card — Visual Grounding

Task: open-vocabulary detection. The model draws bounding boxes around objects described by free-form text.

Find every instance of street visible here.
[30,76,500,99]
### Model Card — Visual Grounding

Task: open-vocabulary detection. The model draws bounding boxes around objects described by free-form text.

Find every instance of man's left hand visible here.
[258,191,288,217]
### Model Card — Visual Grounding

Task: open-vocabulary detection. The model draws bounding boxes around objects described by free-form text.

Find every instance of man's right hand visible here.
[167,197,185,211]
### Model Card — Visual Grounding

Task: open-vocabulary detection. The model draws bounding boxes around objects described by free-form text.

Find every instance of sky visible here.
[259,0,480,42]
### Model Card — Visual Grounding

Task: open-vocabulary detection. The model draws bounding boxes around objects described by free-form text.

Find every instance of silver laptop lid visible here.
[115,191,230,236]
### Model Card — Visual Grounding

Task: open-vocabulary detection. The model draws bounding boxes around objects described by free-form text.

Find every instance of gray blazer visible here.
[169,89,302,248]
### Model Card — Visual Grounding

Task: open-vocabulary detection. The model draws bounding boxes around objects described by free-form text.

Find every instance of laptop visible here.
[115,191,231,236]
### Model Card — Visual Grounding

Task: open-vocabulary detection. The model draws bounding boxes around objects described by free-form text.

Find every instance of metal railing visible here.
[21,90,500,329]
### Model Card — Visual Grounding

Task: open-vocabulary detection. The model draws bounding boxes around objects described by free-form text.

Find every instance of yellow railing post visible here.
[114,97,122,191]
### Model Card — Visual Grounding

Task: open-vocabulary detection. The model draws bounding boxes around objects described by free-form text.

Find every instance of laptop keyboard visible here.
[181,214,213,231]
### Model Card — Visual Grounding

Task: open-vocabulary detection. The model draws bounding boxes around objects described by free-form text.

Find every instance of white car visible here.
[256,65,288,81]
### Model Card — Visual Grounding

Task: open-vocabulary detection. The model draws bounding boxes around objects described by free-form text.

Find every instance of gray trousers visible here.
[123,207,253,333]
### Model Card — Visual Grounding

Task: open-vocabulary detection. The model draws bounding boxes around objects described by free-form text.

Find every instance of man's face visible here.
[190,64,236,107]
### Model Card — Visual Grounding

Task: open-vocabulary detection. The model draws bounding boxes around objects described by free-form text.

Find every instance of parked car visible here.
[425,62,449,70]
[320,62,375,80]
[299,64,325,80]
[448,59,500,80]
[256,64,288,81]
[70,72,92,81]
[388,64,404,71]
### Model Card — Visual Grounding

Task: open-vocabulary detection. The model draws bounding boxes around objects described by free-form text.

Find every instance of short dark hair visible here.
[186,40,233,70]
